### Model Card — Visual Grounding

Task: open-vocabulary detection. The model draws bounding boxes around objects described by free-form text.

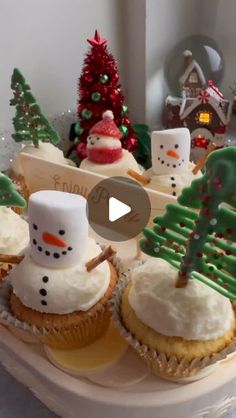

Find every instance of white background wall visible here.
[199,0,236,96]
[0,0,125,130]
[123,0,236,129]
[1,0,235,133]
[145,0,200,129]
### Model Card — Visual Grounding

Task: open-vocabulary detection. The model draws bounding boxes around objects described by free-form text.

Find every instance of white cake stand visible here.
[1,239,236,418]
[1,325,236,418]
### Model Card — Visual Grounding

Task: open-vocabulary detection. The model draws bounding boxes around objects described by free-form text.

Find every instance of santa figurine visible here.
[128,128,202,197]
[80,110,142,177]
[87,110,122,164]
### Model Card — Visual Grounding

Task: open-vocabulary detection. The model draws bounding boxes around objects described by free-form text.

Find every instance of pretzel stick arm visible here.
[86,246,116,272]
[192,143,217,175]
[0,254,24,264]
[127,169,150,186]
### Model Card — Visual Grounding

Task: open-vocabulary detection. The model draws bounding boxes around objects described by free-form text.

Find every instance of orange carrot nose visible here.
[42,232,67,248]
[166,149,180,159]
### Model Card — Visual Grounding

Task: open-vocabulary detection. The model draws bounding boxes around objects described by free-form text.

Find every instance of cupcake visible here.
[130,128,201,198]
[113,146,236,379]
[0,173,28,279]
[0,207,29,255]
[8,142,75,213]
[6,190,120,349]
[80,111,142,177]
[117,259,235,378]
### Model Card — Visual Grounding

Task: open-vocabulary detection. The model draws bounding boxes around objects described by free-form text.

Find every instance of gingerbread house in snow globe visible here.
[164,50,232,150]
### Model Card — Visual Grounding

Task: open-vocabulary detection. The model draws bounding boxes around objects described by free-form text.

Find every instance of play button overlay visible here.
[87,176,151,242]
[109,197,131,222]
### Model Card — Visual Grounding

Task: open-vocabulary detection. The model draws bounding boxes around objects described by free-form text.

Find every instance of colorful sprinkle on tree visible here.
[140,146,236,299]
[10,68,60,148]
[0,173,26,207]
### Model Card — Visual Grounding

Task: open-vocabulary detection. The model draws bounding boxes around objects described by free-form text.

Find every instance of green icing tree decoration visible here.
[133,124,151,169]
[10,68,60,148]
[140,146,236,300]
[0,173,26,207]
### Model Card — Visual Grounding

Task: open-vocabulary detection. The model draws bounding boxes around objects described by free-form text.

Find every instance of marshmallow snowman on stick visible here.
[128,128,192,260]
[28,191,88,268]
[128,128,192,186]
[0,191,115,271]
[150,128,191,175]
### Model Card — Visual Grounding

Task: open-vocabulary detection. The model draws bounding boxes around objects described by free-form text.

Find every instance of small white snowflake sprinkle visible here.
[194,234,200,240]
[210,218,217,226]
[154,247,160,253]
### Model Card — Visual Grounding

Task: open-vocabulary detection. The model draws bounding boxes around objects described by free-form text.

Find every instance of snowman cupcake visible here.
[7,190,120,349]
[80,111,142,177]
[141,128,201,197]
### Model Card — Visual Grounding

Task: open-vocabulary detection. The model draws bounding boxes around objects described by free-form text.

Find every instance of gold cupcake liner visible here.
[110,272,236,381]
[0,252,124,350]
[36,306,111,349]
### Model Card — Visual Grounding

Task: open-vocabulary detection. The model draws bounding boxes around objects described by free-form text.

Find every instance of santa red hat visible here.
[89,110,122,139]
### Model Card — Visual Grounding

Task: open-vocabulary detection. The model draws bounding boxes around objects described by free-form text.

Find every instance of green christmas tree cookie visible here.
[0,173,26,207]
[10,68,60,148]
[140,146,236,300]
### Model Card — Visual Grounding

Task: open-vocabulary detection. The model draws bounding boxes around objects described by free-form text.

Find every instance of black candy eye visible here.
[175,144,179,149]
[33,224,38,230]
[96,137,100,141]
[160,145,164,149]
[59,230,65,235]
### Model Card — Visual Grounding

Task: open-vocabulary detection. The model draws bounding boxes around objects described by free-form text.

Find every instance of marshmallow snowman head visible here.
[151,128,191,175]
[28,191,88,268]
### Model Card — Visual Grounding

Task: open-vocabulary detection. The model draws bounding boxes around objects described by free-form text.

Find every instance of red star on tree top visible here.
[87,30,107,47]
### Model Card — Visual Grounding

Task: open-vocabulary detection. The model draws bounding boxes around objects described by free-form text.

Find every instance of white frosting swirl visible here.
[80,149,142,177]
[145,162,201,197]
[0,207,29,254]
[11,142,75,176]
[10,238,110,314]
[128,259,234,341]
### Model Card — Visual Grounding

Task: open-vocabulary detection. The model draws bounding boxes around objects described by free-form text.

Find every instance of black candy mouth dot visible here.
[156,159,185,168]
[36,246,73,257]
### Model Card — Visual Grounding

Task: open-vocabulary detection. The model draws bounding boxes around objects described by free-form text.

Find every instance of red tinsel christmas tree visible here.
[76,30,137,160]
